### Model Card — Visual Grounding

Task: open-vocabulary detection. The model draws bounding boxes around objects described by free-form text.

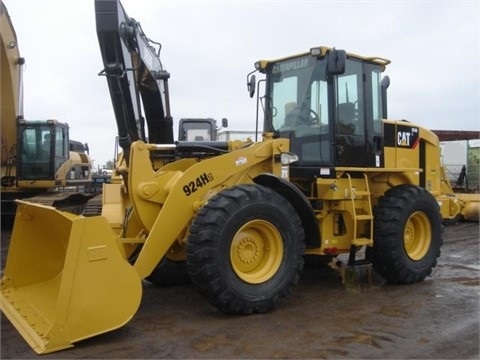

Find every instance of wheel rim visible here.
[403,211,431,260]
[230,219,284,284]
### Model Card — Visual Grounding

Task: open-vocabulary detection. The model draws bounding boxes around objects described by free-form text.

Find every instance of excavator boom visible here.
[95,0,173,163]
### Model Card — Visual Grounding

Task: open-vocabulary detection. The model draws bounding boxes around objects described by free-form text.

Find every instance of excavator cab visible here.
[178,117,228,141]
[17,119,69,182]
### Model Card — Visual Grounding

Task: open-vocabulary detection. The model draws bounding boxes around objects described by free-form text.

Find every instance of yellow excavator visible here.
[0,2,93,220]
[1,0,478,354]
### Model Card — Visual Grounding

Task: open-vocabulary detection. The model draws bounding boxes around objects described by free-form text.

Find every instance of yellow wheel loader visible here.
[1,0,479,354]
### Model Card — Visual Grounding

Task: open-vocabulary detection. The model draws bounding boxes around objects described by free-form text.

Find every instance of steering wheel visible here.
[295,106,320,125]
[307,108,320,125]
[283,105,320,128]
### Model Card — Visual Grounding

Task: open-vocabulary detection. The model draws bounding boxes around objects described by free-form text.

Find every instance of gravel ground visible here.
[1,221,479,359]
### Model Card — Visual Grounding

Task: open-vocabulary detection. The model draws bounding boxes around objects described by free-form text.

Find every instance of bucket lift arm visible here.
[95,0,173,163]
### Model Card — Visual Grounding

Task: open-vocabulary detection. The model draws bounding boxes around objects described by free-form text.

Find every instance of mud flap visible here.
[0,201,142,354]
[343,264,386,292]
[331,261,386,292]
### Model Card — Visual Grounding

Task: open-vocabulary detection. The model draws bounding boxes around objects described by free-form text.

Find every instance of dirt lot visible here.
[1,221,479,359]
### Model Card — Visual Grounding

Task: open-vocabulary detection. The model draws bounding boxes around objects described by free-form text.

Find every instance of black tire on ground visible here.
[372,184,443,284]
[146,258,190,286]
[186,184,305,314]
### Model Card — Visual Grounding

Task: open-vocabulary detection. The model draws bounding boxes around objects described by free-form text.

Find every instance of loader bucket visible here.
[0,201,142,354]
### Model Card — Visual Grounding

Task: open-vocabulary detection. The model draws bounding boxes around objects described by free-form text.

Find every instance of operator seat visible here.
[337,102,356,134]
[42,134,51,151]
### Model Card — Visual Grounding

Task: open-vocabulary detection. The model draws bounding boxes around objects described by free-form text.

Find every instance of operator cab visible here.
[178,118,228,141]
[254,47,390,178]
[17,119,69,181]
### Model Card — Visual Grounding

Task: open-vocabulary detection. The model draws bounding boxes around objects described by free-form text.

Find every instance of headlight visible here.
[280,152,299,165]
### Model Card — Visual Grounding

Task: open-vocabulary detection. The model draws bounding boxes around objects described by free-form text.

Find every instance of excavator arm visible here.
[95,0,173,163]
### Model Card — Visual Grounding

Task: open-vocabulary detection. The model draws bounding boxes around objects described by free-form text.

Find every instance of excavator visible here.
[0,2,93,220]
[1,0,479,354]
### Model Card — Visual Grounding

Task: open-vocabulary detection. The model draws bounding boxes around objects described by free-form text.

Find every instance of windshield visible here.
[266,55,328,133]
[264,55,331,165]
[180,120,213,141]
[18,123,69,180]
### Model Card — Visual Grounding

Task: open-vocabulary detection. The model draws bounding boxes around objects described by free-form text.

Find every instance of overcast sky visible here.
[3,0,479,168]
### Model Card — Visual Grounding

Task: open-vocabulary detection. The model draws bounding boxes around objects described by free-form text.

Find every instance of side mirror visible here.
[222,118,228,128]
[247,74,256,98]
[327,48,346,75]
[381,75,390,118]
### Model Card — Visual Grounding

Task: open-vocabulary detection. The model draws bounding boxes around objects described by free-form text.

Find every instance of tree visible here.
[103,160,115,170]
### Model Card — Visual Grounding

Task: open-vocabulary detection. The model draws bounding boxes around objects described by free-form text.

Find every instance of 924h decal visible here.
[183,172,214,196]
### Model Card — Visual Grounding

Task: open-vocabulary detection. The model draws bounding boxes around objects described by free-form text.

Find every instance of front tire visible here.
[372,184,443,283]
[186,184,305,314]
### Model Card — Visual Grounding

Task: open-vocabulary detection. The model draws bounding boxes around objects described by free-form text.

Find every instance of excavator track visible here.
[82,194,103,217]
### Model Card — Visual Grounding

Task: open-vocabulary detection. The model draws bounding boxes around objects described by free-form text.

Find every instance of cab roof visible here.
[255,46,391,72]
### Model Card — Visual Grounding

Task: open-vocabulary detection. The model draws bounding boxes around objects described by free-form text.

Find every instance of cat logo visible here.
[397,131,412,146]
[397,126,419,149]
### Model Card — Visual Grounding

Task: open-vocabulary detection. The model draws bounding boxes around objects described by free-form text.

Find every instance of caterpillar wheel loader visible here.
[1,0,479,354]
[0,2,93,222]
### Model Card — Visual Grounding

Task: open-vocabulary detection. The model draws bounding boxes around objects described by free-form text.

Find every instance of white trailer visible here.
[441,139,480,191]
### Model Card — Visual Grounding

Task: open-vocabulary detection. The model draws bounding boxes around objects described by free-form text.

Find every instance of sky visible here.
[3,0,479,169]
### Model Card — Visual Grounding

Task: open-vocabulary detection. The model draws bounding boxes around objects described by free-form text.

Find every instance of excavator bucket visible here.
[0,200,142,354]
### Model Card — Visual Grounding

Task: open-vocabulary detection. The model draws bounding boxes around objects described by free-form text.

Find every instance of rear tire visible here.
[146,242,190,286]
[186,184,305,314]
[372,184,443,283]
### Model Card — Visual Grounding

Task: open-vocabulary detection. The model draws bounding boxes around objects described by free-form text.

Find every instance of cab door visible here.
[334,59,367,167]
[17,124,54,180]
[334,59,384,168]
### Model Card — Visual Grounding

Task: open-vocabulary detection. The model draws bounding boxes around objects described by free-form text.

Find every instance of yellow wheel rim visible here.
[404,211,431,260]
[230,220,284,284]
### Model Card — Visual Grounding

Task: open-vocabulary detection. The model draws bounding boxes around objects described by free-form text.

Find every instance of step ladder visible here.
[346,173,373,265]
